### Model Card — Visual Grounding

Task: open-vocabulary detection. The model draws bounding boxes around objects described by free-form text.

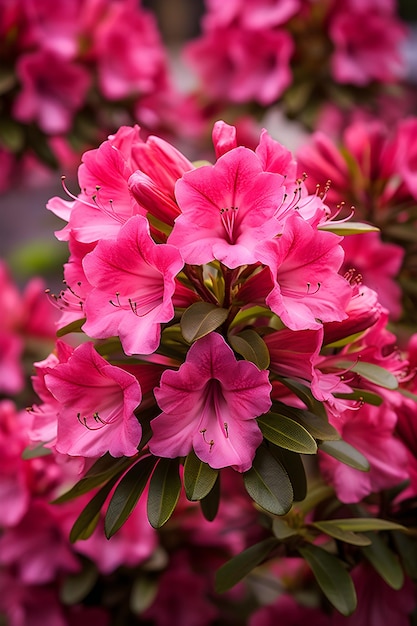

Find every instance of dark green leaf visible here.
[272,518,300,540]
[310,521,371,546]
[215,537,279,593]
[147,458,181,528]
[228,329,270,369]
[60,559,98,605]
[393,531,417,579]
[336,361,398,390]
[130,575,159,615]
[180,302,228,343]
[361,532,404,589]
[258,412,317,454]
[319,440,370,471]
[243,445,293,515]
[334,389,384,406]
[53,454,134,504]
[279,378,328,419]
[270,446,307,502]
[70,476,119,543]
[105,456,157,538]
[298,543,357,616]
[318,222,379,235]
[325,518,407,533]
[200,474,220,521]
[184,450,219,501]
[273,402,340,441]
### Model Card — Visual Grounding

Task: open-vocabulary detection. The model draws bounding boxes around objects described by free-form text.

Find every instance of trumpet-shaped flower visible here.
[149,333,271,471]
[169,146,285,268]
[44,342,143,457]
[82,215,184,355]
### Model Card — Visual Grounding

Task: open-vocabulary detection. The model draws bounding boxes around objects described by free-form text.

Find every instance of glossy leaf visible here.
[70,476,120,543]
[258,412,317,454]
[184,450,219,501]
[272,518,301,540]
[324,518,407,533]
[147,458,181,528]
[229,329,270,369]
[270,446,307,502]
[319,440,370,471]
[200,474,220,521]
[298,543,357,616]
[336,360,398,390]
[215,537,279,593]
[318,222,379,235]
[361,532,404,589]
[273,402,340,441]
[180,302,228,343]
[244,445,293,515]
[334,389,383,406]
[279,378,328,419]
[311,521,371,546]
[105,456,157,538]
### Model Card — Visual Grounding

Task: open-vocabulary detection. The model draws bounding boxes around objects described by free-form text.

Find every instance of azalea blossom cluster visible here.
[183,0,408,125]
[0,0,191,191]
[7,119,413,624]
[297,116,417,329]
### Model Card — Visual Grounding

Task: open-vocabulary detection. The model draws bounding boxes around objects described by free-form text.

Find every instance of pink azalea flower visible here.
[203,0,300,29]
[184,25,293,106]
[341,231,404,319]
[330,9,406,86]
[82,215,183,355]
[169,146,285,268]
[149,332,271,471]
[265,327,322,385]
[319,403,409,503]
[13,49,90,134]
[44,342,143,457]
[0,331,23,395]
[256,214,351,330]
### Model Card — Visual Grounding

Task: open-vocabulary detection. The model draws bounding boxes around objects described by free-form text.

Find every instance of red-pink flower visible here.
[13,49,90,134]
[169,146,285,268]
[82,215,183,355]
[44,342,143,457]
[257,214,351,330]
[150,333,271,471]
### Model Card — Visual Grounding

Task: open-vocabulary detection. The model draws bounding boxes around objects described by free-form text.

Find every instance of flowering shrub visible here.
[6,119,413,624]
[183,0,408,127]
[0,0,193,190]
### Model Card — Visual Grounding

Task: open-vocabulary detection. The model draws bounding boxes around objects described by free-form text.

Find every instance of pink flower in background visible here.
[150,333,271,471]
[13,49,90,134]
[341,231,404,319]
[203,0,301,29]
[82,215,183,355]
[44,342,143,457]
[184,26,293,106]
[249,593,331,626]
[329,9,406,86]
[257,214,351,330]
[169,146,285,268]
[319,403,409,503]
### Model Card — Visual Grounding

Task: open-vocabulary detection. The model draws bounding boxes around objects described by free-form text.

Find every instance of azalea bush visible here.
[183,0,408,128]
[0,0,193,191]
[0,120,411,625]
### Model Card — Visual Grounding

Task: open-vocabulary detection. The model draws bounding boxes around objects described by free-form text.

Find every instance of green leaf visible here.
[298,543,357,616]
[105,456,157,538]
[310,521,371,546]
[200,474,220,521]
[180,302,228,343]
[393,531,417,579]
[22,442,52,460]
[273,402,340,441]
[258,412,317,454]
[336,361,398,390]
[318,221,379,236]
[319,440,370,471]
[130,575,159,615]
[215,537,279,593]
[228,329,270,369]
[70,476,119,543]
[279,378,328,419]
[334,389,384,406]
[324,518,407,533]
[244,445,293,515]
[270,446,307,502]
[56,318,86,337]
[53,454,134,504]
[272,518,301,540]
[60,559,98,605]
[147,458,181,528]
[183,450,219,501]
[361,532,404,589]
